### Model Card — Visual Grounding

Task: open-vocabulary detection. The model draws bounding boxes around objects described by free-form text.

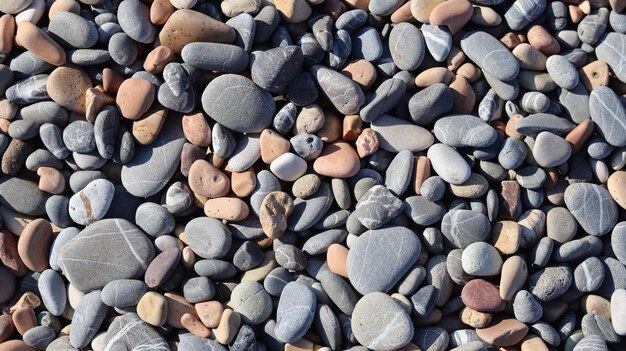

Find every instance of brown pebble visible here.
[0,339,36,351]
[449,75,475,114]
[215,309,240,344]
[476,317,528,347]
[322,0,347,19]
[0,231,28,277]
[159,9,236,54]
[164,293,197,329]
[133,103,168,145]
[391,1,414,23]
[499,255,527,300]
[0,15,15,54]
[11,308,36,336]
[260,129,290,164]
[313,141,361,178]
[151,0,175,25]
[500,32,524,49]
[461,279,506,312]
[491,221,521,255]
[579,60,609,92]
[505,114,525,139]
[195,301,224,328]
[316,111,341,143]
[180,146,206,177]
[341,59,377,90]
[137,292,168,327]
[204,197,249,221]
[85,87,115,123]
[0,99,18,120]
[17,219,52,272]
[102,68,124,94]
[181,313,210,338]
[182,112,211,147]
[342,115,362,141]
[355,128,379,158]
[36,167,65,194]
[144,45,175,74]
[0,137,32,175]
[46,66,92,113]
[0,314,14,344]
[187,159,230,198]
[499,180,521,220]
[49,0,80,19]
[446,46,466,71]
[232,168,256,198]
[565,119,594,154]
[415,67,455,87]
[116,78,156,120]
[429,0,473,34]
[412,156,431,194]
[259,191,294,240]
[15,21,65,66]
[326,243,349,278]
[460,306,492,328]
[527,25,560,56]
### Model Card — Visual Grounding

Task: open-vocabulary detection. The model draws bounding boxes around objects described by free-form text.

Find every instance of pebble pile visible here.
[0,0,626,350]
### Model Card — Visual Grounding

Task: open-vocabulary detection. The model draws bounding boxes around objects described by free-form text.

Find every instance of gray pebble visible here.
[194,259,237,280]
[38,269,66,316]
[336,9,368,33]
[413,327,449,351]
[513,290,543,323]
[275,244,307,271]
[185,217,232,259]
[354,185,404,229]
[529,265,573,301]
[226,13,256,52]
[427,143,471,185]
[70,290,108,348]
[533,131,571,168]
[311,65,365,115]
[318,270,358,315]
[290,133,323,161]
[9,52,51,77]
[5,74,49,104]
[389,23,424,71]
[23,326,56,350]
[441,209,491,249]
[385,150,414,196]
[8,119,38,140]
[408,83,453,126]
[574,257,605,293]
[49,11,98,48]
[108,33,137,66]
[360,78,406,122]
[404,196,446,226]
[329,29,351,70]
[434,115,497,148]
[254,6,279,44]
[288,182,334,232]
[117,0,156,43]
[515,113,575,136]
[101,279,148,308]
[135,202,175,237]
[546,55,579,89]
[233,241,264,271]
[230,281,272,325]
[461,31,519,81]
[422,24,452,62]
[504,0,547,30]
[578,8,609,45]
[68,179,114,226]
[350,27,383,61]
[589,86,626,147]
[372,115,434,152]
[93,106,118,159]
[264,267,292,297]
[420,176,446,202]
[564,182,618,236]
[183,277,215,303]
[183,42,249,73]
[275,282,317,343]
[63,120,95,153]
[67,49,111,65]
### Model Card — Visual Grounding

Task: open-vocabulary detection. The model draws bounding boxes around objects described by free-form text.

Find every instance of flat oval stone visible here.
[546,55,579,90]
[371,115,434,152]
[275,282,317,343]
[476,318,529,347]
[38,269,66,316]
[352,292,414,350]
[121,114,185,197]
[201,74,275,133]
[58,219,155,292]
[528,265,572,301]
[589,86,626,147]
[117,0,156,44]
[311,65,365,115]
[270,152,307,182]
[70,290,108,348]
[251,46,303,94]
[389,23,424,71]
[461,31,519,81]
[533,131,571,168]
[427,143,471,185]
[68,179,114,226]
[182,42,249,73]
[229,281,272,325]
[350,27,383,62]
[461,279,506,312]
[441,209,491,249]
[347,226,420,295]
[101,279,148,308]
[515,113,575,136]
[23,325,55,350]
[565,182,618,236]
[185,217,232,259]
[48,11,98,48]
[359,78,406,123]
[313,142,360,178]
[504,0,546,30]
[462,242,502,276]
[287,182,333,232]
[422,24,452,62]
[596,32,626,84]
[434,115,497,148]
[574,257,605,293]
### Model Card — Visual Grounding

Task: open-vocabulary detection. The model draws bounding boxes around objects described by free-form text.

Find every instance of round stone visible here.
[461,242,502,276]
[352,292,414,350]
[185,217,232,259]
[229,281,272,325]
[275,282,317,343]
[565,182,618,237]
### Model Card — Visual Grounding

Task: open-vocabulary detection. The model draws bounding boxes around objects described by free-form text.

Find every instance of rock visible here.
[311,65,365,115]
[251,46,303,93]
[347,226,420,294]
[476,318,529,347]
[275,282,316,343]
[46,66,92,114]
[572,335,608,351]
[287,183,334,231]
[0,176,49,215]
[608,172,626,209]
[202,74,275,133]
[353,185,404,230]
[359,78,406,123]
[313,142,360,178]
[17,218,52,272]
[159,9,236,54]
[434,115,497,148]
[528,265,573,301]
[371,115,434,152]
[38,269,66,316]
[101,279,148,308]
[596,32,626,84]
[292,174,321,199]
[137,292,167,326]
[116,78,155,121]
[230,281,272,325]
[504,0,546,30]
[411,285,438,318]
[270,153,308,182]
[182,42,249,73]
[546,55,579,90]
[564,183,618,236]
[15,22,66,66]
[185,217,232,259]
[422,24,452,62]
[611,289,626,336]
[460,31,519,81]
[23,325,55,350]
[461,242,502,276]
[68,179,114,226]
[500,255,528,300]
[408,83,453,126]
[389,23,424,71]
[58,219,155,292]
[462,279,505,312]
[48,11,97,48]
[351,292,414,350]
[533,132,571,167]
[429,0,473,34]
[574,257,605,292]
[413,327,449,351]
[513,290,543,323]
[350,27,383,61]
[70,291,108,348]
[404,196,446,226]
[589,86,626,147]
[515,113,575,136]
[427,143,471,185]
[441,209,491,249]
[103,313,169,350]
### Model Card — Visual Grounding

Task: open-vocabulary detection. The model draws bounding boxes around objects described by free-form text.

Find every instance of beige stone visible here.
[137,292,168,327]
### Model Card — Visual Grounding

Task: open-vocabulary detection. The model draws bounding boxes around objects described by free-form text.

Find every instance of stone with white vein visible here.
[504,0,547,30]
[596,32,626,84]
[68,178,114,225]
[275,282,317,343]
[422,24,452,62]
[434,115,498,148]
[564,182,618,236]
[460,31,519,81]
[589,86,626,147]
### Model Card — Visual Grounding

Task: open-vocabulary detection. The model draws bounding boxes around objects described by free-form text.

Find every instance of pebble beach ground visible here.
[0,0,625,350]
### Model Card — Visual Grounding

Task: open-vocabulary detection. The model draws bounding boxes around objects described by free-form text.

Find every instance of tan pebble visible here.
[475,318,528,347]
[500,32,524,49]
[9,292,40,313]
[296,104,325,134]
[46,66,92,114]
[11,307,36,336]
[260,129,290,164]
[341,59,377,90]
[151,0,175,25]
[450,75,475,114]
[316,111,341,143]
[0,99,18,120]
[137,292,168,327]
[15,21,65,66]
[411,0,445,23]
[49,0,80,19]
[321,0,348,19]
[460,306,492,328]
[313,141,361,178]
[582,295,611,320]
[17,219,52,272]
[182,112,211,147]
[292,174,321,199]
[231,168,256,197]
[579,60,609,92]
[102,68,124,95]
[569,4,585,23]
[164,293,197,329]
[0,339,37,351]
[342,115,362,141]
[215,309,240,344]
[326,243,348,278]
[520,335,548,351]
[0,15,16,54]
[285,338,316,351]
[85,87,115,123]
[36,167,65,194]
[390,293,413,314]
[159,9,236,54]
[275,0,312,23]
[132,103,168,145]
[429,0,473,34]
[195,301,223,328]
[415,67,455,87]
[204,197,249,221]
[116,78,155,120]
[608,171,626,209]
[259,191,294,239]
[471,6,501,26]
[391,1,414,23]
[456,62,481,82]
[579,0,591,13]
[491,221,521,255]
[343,0,369,9]
[505,114,525,139]
[355,128,378,158]
[144,45,175,74]
[181,313,210,337]
[0,119,10,134]
[181,246,196,271]
[446,46,466,72]
[565,119,594,154]
[499,255,527,300]
[527,25,560,56]
[512,43,547,71]
[241,251,277,281]
[412,156,430,194]
[0,230,28,276]
[187,159,230,198]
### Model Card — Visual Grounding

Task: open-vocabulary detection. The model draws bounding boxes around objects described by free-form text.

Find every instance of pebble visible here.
[422,24,452,62]
[533,131,572,167]
[70,290,108,348]
[103,313,168,350]
[476,318,529,347]
[275,282,316,343]
[260,191,294,239]
[429,0,473,34]
[353,185,404,230]
[137,292,167,326]
[461,242,502,276]
[23,325,55,350]
[48,11,98,49]
[251,46,302,94]
[564,182,618,237]
[15,22,66,66]
[461,279,506,312]
[229,281,272,325]
[504,0,546,30]
[292,174,321,199]
[408,83,453,126]
[313,142,360,178]
[513,290,543,323]
[442,209,490,249]
[270,153,308,182]
[68,179,114,225]
[38,269,66,316]
[589,86,626,147]
[311,65,365,115]
[427,143,471,185]
[434,115,497,148]
[388,23,424,71]
[101,279,148,308]
[185,217,232,259]
[182,42,249,73]
[500,255,528,300]
[117,0,156,44]
[546,55,579,89]
[460,31,519,81]
[352,292,413,350]
[529,265,573,301]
